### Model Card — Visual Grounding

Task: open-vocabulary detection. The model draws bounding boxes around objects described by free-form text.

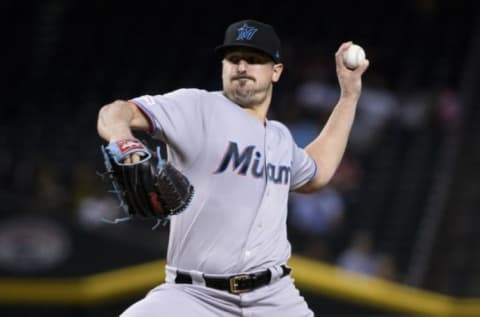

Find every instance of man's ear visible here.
[272,63,284,82]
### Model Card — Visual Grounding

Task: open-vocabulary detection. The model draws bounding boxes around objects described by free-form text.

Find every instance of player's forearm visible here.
[304,95,359,191]
[97,100,136,142]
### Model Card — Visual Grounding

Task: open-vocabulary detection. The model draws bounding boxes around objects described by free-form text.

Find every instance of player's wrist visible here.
[106,139,151,165]
[108,130,136,143]
[339,91,361,103]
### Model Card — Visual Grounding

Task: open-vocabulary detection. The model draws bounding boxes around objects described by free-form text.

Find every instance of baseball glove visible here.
[100,138,194,228]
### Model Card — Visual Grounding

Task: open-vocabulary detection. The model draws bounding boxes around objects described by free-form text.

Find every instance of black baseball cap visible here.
[215,19,282,63]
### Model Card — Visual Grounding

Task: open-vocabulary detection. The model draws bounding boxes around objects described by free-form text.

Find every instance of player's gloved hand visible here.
[100,138,194,228]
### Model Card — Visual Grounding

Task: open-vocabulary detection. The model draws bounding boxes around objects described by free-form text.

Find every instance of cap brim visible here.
[214,44,280,63]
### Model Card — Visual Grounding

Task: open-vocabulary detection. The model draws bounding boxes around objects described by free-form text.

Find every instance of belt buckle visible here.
[229,274,251,294]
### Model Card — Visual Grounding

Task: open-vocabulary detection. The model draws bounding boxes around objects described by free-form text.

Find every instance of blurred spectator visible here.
[294,80,338,121]
[337,230,397,280]
[287,117,321,148]
[76,191,120,229]
[288,185,345,261]
[33,161,69,212]
[293,53,340,124]
[71,162,100,207]
[337,230,378,276]
[330,155,363,194]
[284,104,321,149]
[375,253,397,281]
[349,73,399,155]
[397,89,433,132]
[294,62,399,157]
[0,215,73,274]
[72,163,123,229]
[433,88,462,131]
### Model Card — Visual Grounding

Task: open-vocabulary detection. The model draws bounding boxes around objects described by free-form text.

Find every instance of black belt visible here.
[175,265,291,294]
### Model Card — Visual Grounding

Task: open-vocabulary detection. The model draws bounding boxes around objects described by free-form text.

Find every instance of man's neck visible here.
[244,107,268,124]
[243,91,272,124]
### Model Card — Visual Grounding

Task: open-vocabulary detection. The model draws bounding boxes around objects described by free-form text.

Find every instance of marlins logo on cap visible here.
[236,23,258,41]
[215,19,282,63]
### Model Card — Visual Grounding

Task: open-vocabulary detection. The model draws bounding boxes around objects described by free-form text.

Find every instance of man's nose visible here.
[237,59,248,71]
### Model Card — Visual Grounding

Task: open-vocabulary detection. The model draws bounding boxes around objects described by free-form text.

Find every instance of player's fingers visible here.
[123,155,132,164]
[122,152,143,164]
[335,41,352,60]
[354,58,370,74]
[335,41,352,70]
[335,41,352,54]
[131,153,142,163]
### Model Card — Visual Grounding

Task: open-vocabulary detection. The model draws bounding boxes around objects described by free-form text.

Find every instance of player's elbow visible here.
[296,173,331,193]
[97,103,110,122]
[97,103,114,131]
[96,100,134,140]
[102,99,133,112]
[98,101,116,120]
[97,105,110,140]
[98,100,135,121]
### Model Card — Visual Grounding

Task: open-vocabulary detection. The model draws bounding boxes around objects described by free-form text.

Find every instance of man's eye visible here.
[227,56,240,63]
[227,55,267,64]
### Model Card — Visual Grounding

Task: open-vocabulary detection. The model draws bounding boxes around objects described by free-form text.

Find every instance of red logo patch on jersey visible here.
[117,139,144,154]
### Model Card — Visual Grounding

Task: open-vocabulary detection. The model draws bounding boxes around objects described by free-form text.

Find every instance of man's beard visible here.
[229,77,259,107]
[232,85,256,107]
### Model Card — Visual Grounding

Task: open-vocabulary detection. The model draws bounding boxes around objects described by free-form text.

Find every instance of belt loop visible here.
[165,265,178,283]
[190,270,206,286]
[269,265,285,283]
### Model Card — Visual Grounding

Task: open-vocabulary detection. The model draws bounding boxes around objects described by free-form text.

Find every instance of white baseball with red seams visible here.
[343,43,366,69]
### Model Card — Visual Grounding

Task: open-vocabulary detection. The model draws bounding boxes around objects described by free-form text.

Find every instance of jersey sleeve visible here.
[290,142,317,190]
[129,88,207,165]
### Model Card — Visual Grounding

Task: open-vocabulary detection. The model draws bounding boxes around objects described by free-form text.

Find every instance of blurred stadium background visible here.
[1,1,480,316]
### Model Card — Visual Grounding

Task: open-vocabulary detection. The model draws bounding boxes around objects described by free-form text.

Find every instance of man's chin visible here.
[232,95,254,108]
[224,87,256,107]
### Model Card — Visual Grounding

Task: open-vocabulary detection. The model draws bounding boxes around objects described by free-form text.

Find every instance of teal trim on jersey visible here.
[130,100,158,135]
[290,157,317,190]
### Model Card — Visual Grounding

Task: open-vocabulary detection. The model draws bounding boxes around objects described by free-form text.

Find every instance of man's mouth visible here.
[232,76,254,81]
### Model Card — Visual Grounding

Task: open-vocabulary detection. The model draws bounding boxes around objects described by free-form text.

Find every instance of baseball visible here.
[343,43,366,70]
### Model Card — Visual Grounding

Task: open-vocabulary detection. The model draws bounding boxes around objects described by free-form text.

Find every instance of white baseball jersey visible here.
[130,88,316,275]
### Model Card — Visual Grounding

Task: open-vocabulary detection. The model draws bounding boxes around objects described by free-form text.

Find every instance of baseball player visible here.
[97,19,369,316]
